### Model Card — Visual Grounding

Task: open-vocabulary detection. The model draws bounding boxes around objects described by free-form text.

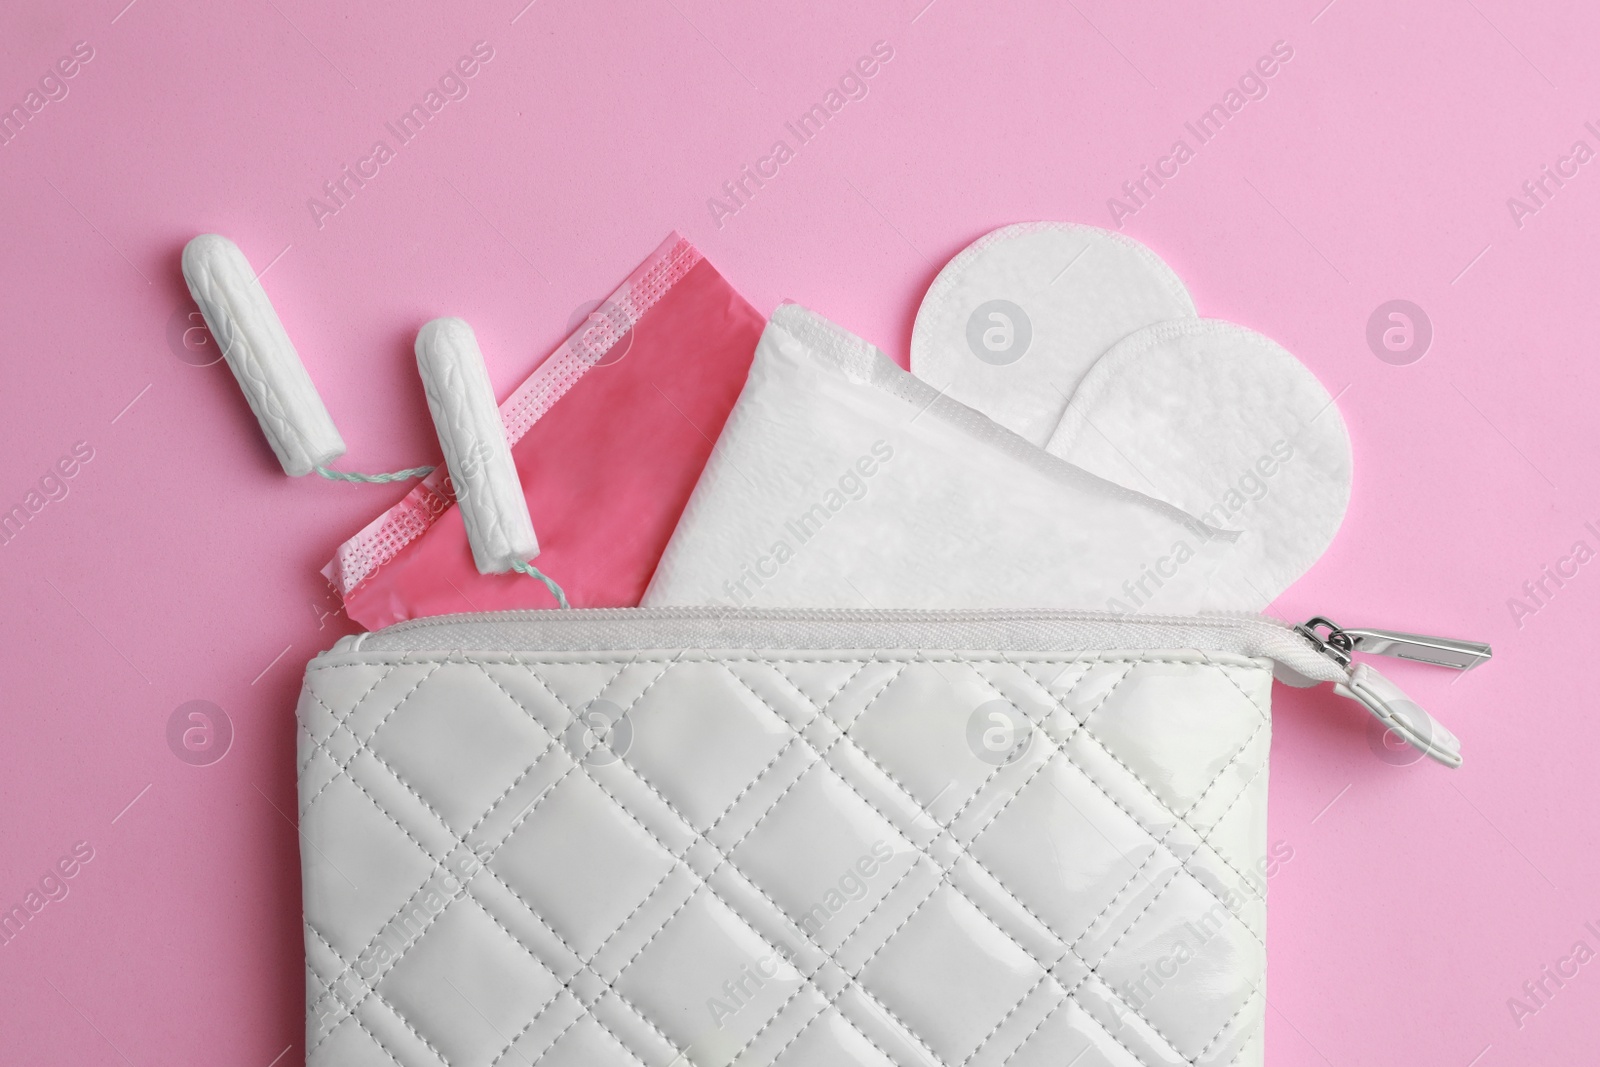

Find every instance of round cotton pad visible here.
[1046,318,1352,610]
[910,221,1196,445]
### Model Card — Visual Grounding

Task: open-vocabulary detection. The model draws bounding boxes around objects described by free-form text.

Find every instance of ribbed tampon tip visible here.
[180,232,347,476]
[414,316,539,573]
[181,233,239,280]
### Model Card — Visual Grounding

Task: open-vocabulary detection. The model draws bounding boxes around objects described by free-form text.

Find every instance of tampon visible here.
[181,234,346,476]
[414,317,539,573]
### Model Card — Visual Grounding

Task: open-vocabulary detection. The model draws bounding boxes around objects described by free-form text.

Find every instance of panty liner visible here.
[644,303,1255,613]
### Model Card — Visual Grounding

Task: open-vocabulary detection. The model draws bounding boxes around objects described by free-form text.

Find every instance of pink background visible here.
[0,0,1594,1063]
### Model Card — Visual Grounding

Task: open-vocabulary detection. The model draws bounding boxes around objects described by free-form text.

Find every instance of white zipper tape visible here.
[329,607,1485,768]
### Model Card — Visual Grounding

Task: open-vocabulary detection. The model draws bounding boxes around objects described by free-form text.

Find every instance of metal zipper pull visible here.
[1293,616,1490,769]
[1293,617,1491,671]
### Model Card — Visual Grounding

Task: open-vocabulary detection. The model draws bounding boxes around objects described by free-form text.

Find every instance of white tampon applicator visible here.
[181,234,346,477]
[414,317,546,579]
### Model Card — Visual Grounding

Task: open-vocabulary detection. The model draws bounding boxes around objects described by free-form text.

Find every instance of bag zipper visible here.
[334,608,1488,768]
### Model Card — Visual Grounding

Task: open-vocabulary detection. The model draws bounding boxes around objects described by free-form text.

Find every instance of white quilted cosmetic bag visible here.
[295,608,1471,1067]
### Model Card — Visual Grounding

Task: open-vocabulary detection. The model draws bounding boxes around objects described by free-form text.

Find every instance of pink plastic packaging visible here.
[324,233,765,629]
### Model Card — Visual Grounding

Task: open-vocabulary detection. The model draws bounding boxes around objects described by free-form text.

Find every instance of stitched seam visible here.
[1188,755,1273,913]
[302,651,1267,1066]
[723,663,1068,1041]
[302,802,573,1047]
[673,658,872,842]
[299,662,444,816]
[482,652,684,870]
[516,654,949,1067]
[1003,659,1272,932]
[521,992,648,1067]
[300,670,675,1050]
[510,670,1085,1063]
[1220,1010,1259,1067]
[495,659,902,1065]
[1194,987,1260,1064]
[963,971,1053,1066]
[298,663,402,777]
[1194,758,1270,876]
[732,669,1210,1067]
[474,659,769,970]
[1073,664,1247,819]
[760,656,1051,858]
[719,662,909,859]
[305,922,450,1067]
[962,659,1137,845]
[309,734,681,1067]
[1070,983,1165,1067]
[463,657,638,843]
[484,984,568,1067]
[919,653,1095,834]
[981,735,1265,1000]
[319,648,748,1067]
[836,872,960,1065]
[305,652,1266,673]
[759,655,1074,855]
[1074,715,1270,932]
[717,663,1080,1066]
[1202,655,1272,723]
[386,672,688,1059]
[700,658,876,839]
[1200,754,1267,841]
[996,987,1067,1067]
[498,998,577,1067]
[494,985,677,1067]
[833,653,1101,847]
[767,1004,907,1067]
[744,660,1200,1064]
[1073,716,1269,955]
[835,743,1186,1062]
[297,657,698,1056]
[590,661,908,1065]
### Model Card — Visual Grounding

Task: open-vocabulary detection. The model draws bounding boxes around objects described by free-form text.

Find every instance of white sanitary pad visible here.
[909,221,1195,446]
[644,304,1256,612]
[1045,318,1351,609]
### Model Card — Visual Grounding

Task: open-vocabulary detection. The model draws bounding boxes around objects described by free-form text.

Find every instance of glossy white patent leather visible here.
[297,618,1273,1067]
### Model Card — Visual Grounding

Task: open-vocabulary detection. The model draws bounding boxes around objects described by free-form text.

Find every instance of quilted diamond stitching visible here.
[966,663,1268,1060]
[648,661,1177,1064]
[307,780,677,1067]
[841,654,1073,838]
[299,662,444,818]
[307,921,454,1066]
[509,654,953,1066]
[300,651,1271,1067]
[1193,756,1270,880]
[1066,723,1269,956]
[483,981,566,1067]
[994,991,1141,1067]
[323,660,1131,1066]
[1194,988,1261,1065]
[305,660,693,1065]
[773,657,1265,1065]
[497,656,905,1064]
[993,656,1270,929]
[297,663,402,777]
[843,782,1173,1063]
[713,662,1174,1066]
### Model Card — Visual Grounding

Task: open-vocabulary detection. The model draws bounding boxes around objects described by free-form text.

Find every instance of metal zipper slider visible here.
[1294,616,1489,769]
[1293,617,1491,671]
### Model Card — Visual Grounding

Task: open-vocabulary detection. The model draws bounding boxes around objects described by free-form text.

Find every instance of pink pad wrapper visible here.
[324,233,765,629]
